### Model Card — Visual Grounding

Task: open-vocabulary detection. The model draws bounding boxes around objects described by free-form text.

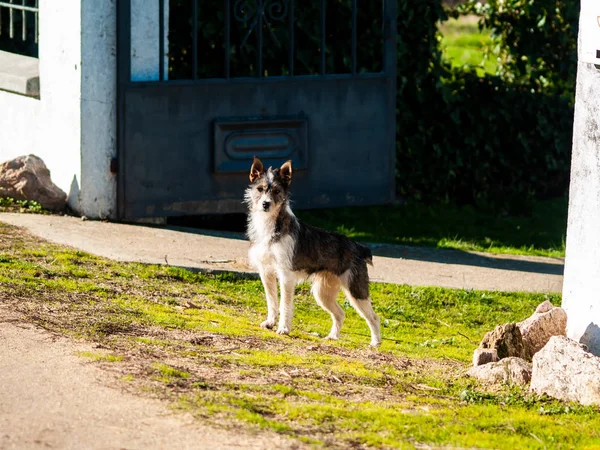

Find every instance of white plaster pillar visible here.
[77,0,169,219]
[562,5,600,355]
[78,0,117,219]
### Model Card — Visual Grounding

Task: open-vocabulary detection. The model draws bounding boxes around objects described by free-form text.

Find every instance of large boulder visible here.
[0,155,66,211]
[468,357,532,386]
[473,301,568,366]
[517,300,567,359]
[530,335,600,406]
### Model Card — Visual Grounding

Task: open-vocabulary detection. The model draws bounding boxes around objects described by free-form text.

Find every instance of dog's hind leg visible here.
[345,295,381,347]
[276,273,296,335]
[341,268,381,347]
[259,270,278,329]
[312,273,344,340]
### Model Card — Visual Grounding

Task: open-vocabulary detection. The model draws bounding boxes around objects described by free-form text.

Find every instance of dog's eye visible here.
[272,188,280,195]
[257,187,264,193]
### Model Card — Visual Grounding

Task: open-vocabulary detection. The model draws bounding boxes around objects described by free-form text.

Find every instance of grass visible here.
[2,222,597,448]
[439,14,498,76]
[77,350,124,362]
[297,196,568,259]
[0,197,45,214]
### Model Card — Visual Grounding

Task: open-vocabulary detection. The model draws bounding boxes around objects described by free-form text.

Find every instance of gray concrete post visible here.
[562,6,600,355]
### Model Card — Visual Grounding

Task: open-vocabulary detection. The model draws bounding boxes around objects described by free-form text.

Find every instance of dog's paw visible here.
[260,319,276,330]
[369,339,382,348]
[276,326,290,335]
[325,333,340,341]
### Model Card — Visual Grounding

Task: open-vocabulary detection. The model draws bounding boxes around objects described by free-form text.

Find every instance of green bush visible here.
[397,69,574,212]
[396,0,578,213]
[459,0,579,98]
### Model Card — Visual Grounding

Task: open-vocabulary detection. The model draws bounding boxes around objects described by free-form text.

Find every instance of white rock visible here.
[468,357,532,386]
[530,335,600,406]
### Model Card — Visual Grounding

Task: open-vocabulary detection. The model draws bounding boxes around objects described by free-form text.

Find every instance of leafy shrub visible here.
[459,0,579,98]
[396,0,578,213]
[397,69,574,212]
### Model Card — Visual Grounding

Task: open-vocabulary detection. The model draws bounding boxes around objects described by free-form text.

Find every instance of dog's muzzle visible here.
[262,201,271,211]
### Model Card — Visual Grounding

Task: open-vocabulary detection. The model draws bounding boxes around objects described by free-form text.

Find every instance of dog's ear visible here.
[249,157,264,183]
[279,160,293,186]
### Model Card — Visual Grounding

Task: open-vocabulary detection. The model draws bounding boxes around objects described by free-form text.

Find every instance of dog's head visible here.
[244,157,292,214]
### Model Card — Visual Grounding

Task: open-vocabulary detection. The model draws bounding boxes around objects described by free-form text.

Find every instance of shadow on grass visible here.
[297,196,569,259]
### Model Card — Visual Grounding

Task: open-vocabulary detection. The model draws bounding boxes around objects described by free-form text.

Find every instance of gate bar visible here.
[192,0,198,79]
[159,0,164,80]
[320,0,325,75]
[225,0,230,78]
[9,0,13,38]
[288,0,294,76]
[257,4,263,77]
[351,0,357,74]
[116,0,132,218]
[21,1,25,40]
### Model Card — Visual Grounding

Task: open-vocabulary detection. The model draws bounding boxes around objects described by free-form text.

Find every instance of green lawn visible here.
[298,196,568,258]
[439,15,498,76]
[1,222,597,449]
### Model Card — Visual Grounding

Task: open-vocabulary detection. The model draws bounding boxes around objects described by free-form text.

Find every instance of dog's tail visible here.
[358,244,374,266]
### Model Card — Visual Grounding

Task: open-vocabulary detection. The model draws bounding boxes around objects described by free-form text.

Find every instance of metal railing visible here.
[0,0,39,43]
[161,0,379,81]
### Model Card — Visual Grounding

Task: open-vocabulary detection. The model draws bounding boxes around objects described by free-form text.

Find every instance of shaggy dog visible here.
[244,157,381,346]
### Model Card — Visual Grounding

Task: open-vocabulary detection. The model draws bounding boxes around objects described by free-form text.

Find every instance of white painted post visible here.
[78,0,169,219]
[562,1,600,355]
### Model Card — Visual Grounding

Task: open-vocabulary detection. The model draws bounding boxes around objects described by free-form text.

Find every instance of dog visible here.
[244,157,381,347]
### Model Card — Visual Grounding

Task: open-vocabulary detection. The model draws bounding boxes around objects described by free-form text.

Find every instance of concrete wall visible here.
[562,18,600,355]
[0,0,168,219]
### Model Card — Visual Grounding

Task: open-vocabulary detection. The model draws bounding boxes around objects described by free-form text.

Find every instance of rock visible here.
[472,348,498,366]
[0,155,66,211]
[473,323,525,366]
[531,335,600,406]
[472,301,568,366]
[534,300,553,314]
[517,301,567,359]
[468,357,532,386]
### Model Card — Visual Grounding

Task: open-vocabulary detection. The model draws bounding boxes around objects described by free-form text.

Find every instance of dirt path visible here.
[0,306,301,450]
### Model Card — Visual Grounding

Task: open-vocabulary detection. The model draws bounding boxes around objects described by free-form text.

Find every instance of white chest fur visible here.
[247,211,296,273]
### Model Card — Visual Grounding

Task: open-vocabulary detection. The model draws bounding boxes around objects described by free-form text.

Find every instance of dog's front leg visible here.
[259,269,278,329]
[276,276,295,335]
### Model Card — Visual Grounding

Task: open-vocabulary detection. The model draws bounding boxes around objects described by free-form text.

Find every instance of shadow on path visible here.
[367,243,564,276]
[162,224,564,277]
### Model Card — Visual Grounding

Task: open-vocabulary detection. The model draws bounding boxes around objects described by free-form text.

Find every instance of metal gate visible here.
[116,0,397,219]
